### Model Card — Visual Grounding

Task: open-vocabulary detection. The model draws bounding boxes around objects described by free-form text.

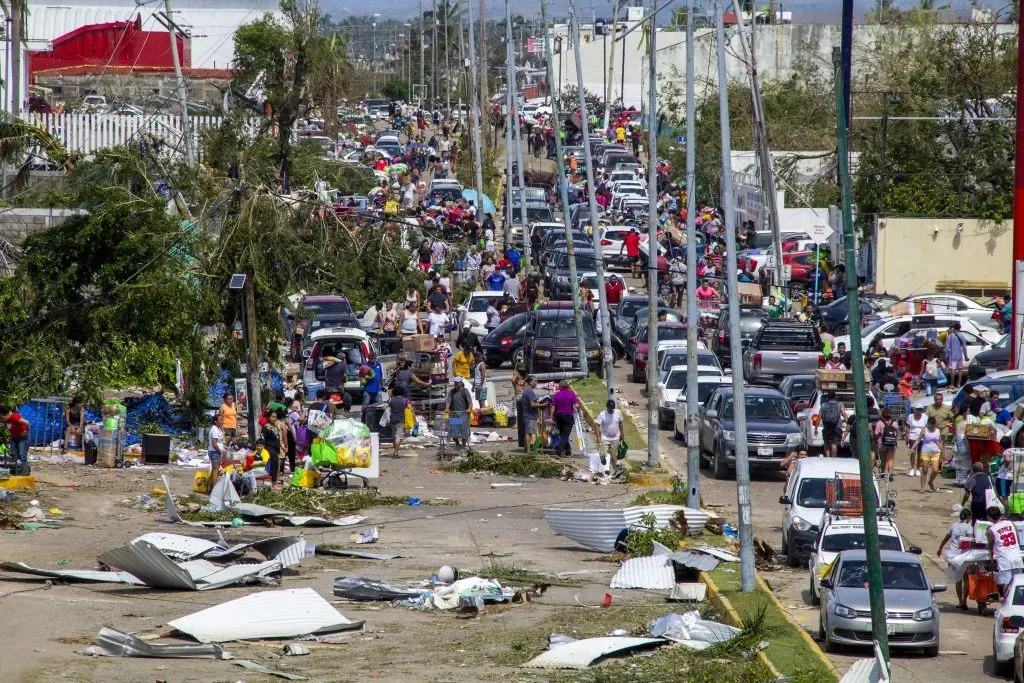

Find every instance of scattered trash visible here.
[350,527,379,544]
[0,489,14,502]
[523,636,664,669]
[602,593,613,607]
[98,540,282,591]
[397,577,513,610]
[332,577,429,602]
[283,643,310,656]
[56,559,70,566]
[669,583,707,602]
[205,476,241,512]
[85,627,230,659]
[233,660,308,680]
[693,546,740,562]
[315,548,403,561]
[721,523,738,539]
[548,633,577,649]
[608,629,631,637]
[610,555,676,590]
[456,593,485,618]
[489,482,522,488]
[437,565,458,583]
[407,497,423,506]
[168,588,364,643]
[649,611,741,648]
[543,506,708,553]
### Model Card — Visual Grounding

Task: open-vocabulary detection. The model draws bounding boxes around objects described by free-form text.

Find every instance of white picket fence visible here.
[21,113,223,159]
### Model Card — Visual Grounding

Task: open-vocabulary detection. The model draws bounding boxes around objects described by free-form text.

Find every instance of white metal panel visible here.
[133,532,221,559]
[168,588,364,643]
[522,637,664,669]
[543,505,701,552]
[0,561,145,585]
[609,555,675,590]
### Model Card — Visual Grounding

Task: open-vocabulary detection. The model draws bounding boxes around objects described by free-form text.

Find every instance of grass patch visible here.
[708,566,837,682]
[573,376,647,449]
[630,488,690,506]
[469,559,584,588]
[438,449,564,478]
[178,487,448,522]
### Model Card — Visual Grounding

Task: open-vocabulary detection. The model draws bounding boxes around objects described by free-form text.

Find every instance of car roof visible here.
[794,457,862,477]
[309,327,368,340]
[970,370,1024,381]
[715,385,784,398]
[302,294,350,303]
[656,320,686,328]
[839,549,920,563]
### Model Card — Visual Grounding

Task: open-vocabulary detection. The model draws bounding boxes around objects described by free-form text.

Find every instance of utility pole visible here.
[717,1,755,592]
[1013,0,1024,369]
[432,0,438,105]
[729,0,782,288]
[572,8,615,390]
[603,0,620,129]
[444,0,451,111]
[504,0,515,254]
[243,278,262,444]
[510,16,529,269]
[479,0,490,147]
[645,0,660,468]
[684,0,700,510]
[545,0,588,374]
[467,0,486,226]
[164,0,195,162]
[10,0,21,116]
[458,5,466,115]
[420,0,426,107]
[834,45,891,667]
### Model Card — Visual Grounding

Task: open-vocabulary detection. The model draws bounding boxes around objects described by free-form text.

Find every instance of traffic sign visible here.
[809,223,834,244]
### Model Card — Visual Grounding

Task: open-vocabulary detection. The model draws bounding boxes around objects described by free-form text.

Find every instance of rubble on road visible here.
[85,627,231,659]
[522,636,665,669]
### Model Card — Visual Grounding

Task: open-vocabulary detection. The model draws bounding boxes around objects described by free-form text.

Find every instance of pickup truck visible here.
[742,320,824,385]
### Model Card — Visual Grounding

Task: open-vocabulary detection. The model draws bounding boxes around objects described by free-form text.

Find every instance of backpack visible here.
[881,421,899,450]
[821,400,842,428]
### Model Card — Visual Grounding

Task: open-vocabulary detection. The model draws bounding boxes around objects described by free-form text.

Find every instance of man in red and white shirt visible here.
[987,507,1024,595]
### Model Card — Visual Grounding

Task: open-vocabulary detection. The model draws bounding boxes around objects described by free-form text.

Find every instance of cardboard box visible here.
[737,282,762,304]
[403,334,436,352]
[965,423,997,440]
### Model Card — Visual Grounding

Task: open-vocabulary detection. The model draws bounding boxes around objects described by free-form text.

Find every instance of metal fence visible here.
[23,113,222,158]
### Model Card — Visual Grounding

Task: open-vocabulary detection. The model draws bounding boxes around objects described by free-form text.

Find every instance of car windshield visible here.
[468,296,499,312]
[836,560,929,591]
[722,396,792,420]
[996,334,1010,349]
[786,378,814,396]
[822,533,903,553]
[657,326,687,341]
[302,300,352,316]
[797,478,828,508]
[307,316,358,334]
[487,313,528,339]
[860,317,890,336]
[552,251,598,271]
[538,316,595,338]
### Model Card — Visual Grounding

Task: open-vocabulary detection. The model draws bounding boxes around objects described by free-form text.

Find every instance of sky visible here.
[319,0,1004,22]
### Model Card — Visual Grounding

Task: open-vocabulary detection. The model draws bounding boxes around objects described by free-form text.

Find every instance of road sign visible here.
[809,223,834,244]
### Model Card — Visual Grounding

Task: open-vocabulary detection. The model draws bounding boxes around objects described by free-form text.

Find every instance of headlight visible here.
[535,349,552,358]
[913,607,934,621]
[721,430,735,442]
[792,516,813,532]
[833,604,857,619]
[786,433,803,445]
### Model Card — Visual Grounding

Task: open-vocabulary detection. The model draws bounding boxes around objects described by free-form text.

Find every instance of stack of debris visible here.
[608,542,739,599]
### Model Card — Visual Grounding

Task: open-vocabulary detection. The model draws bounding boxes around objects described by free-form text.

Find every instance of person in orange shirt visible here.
[219,393,238,444]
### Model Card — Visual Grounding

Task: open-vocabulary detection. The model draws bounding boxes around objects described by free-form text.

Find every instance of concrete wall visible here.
[0,207,87,275]
[875,218,1011,295]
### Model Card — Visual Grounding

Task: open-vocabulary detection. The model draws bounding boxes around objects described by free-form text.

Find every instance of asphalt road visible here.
[603,300,1003,681]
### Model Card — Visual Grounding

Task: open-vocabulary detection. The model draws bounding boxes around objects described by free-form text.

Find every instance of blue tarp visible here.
[206,368,285,408]
[462,189,496,215]
[18,394,193,447]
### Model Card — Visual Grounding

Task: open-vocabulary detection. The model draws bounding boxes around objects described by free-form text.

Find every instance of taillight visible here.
[993,310,1000,320]
[753,353,762,369]
[500,336,512,347]
[1002,616,1024,633]
[600,239,613,246]
[719,333,726,344]
[818,354,826,368]
[812,414,821,427]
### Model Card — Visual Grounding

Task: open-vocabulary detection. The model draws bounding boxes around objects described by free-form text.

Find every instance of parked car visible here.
[780,458,865,566]
[296,313,362,361]
[833,313,1002,354]
[818,293,899,335]
[818,550,942,656]
[544,247,600,299]
[895,293,1001,331]
[523,307,603,376]
[994,572,1024,675]
[969,333,1010,379]
[778,374,816,414]
[698,385,803,479]
[456,291,505,338]
[658,346,723,384]
[657,365,726,428]
[623,307,683,361]
[949,370,1024,412]
[671,374,732,440]
[289,294,355,361]
[742,320,824,385]
[303,326,379,399]
[598,225,641,269]
[480,312,531,368]
[710,305,766,368]
[631,320,688,382]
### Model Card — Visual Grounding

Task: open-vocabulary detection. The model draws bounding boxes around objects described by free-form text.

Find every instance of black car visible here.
[698,385,802,479]
[710,305,766,367]
[778,374,816,413]
[480,312,531,368]
[524,307,603,376]
[818,294,899,335]
[544,247,600,299]
[968,333,1010,379]
[612,296,667,348]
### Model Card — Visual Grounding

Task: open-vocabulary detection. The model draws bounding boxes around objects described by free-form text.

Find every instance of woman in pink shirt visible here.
[550,380,580,457]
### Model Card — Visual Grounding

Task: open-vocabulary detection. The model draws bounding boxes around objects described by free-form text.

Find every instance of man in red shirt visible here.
[605,274,626,305]
[0,405,30,474]
[622,228,641,279]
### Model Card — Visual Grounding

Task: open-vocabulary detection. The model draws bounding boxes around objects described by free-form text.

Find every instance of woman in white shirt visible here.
[906,405,928,478]
[401,304,421,335]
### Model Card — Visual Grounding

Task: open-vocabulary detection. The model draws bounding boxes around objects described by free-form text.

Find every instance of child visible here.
[997,436,1015,500]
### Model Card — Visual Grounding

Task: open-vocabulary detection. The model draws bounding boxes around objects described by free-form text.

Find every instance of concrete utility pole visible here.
[432,0,438,105]
[572,10,615,391]
[717,1,755,592]
[504,0,515,251]
[834,44,891,669]
[603,0,620,129]
[545,1,588,375]
[684,0,700,510]
[164,0,195,162]
[645,0,660,468]
[467,0,486,225]
[479,0,490,146]
[10,0,21,116]
[729,0,782,288]
[420,0,426,106]
[444,0,451,111]
[510,19,528,268]
[243,278,262,444]
[458,4,466,115]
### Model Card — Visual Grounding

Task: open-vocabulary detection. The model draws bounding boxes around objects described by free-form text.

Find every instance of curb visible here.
[700,570,782,678]
[754,575,842,680]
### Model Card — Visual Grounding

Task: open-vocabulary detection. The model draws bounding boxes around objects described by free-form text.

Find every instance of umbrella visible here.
[462,189,496,215]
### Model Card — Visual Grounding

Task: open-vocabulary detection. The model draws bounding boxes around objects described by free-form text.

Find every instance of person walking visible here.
[944,322,970,388]
[473,357,488,408]
[521,375,547,452]
[387,385,411,457]
[207,414,226,492]
[593,399,624,475]
[963,461,994,525]
[987,506,1024,598]
[906,404,928,477]
[914,416,943,492]
[261,411,283,489]
[874,408,899,479]
[819,391,846,458]
[937,508,974,610]
[445,378,473,447]
[550,380,580,457]
[401,303,422,336]
[921,352,946,397]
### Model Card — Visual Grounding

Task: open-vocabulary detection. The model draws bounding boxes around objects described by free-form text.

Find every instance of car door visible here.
[960,330,990,360]
[699,392,719,451]
[801,390,819,444]
[875,319,912,350]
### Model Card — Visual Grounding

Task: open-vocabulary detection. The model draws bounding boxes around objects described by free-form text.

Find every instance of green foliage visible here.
[439,449,565,478]
[381,78,409,102]
[623,511,681,556]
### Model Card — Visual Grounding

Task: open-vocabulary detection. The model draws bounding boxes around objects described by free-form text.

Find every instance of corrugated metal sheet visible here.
[177,559,282,590]
[669,550,720,572]
[543,505,702,552]
[0,561,144,585]
[283,515,366,527]
[609,555,675,589]
[134,533,222,560]
[89,627,229,659]
[232,503,290,519]
[669,582,708,602]
[99,540,197,590]
[522,637,664,669]
[694,546,740,562]
[168,588,364,643]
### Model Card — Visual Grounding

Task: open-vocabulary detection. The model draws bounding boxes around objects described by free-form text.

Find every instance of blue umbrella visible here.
[462,188,496,215]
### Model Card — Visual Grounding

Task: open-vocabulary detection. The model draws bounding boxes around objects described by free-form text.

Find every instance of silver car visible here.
[818,549,943,656]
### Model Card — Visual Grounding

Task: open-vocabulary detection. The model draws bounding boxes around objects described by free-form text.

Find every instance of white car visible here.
[658,347,720,384]
[663,369,729,432]
[895,293,1001,331]
[994,573,1024,674]
[797,387,877,454]
[457,291,504,337]
[833,313,1002,354]
[808,513,909,605]
[598,225,639,268]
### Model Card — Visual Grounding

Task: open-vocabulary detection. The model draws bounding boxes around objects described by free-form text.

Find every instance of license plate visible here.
[886,623,896,635]
[757,447,773,456]
[559,361,573,369]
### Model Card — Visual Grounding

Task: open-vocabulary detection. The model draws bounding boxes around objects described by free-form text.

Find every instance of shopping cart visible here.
[436,411,470,460]
[878,391,910,425]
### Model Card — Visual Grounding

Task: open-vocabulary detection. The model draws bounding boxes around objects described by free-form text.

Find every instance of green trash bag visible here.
[1008,493,1024,515]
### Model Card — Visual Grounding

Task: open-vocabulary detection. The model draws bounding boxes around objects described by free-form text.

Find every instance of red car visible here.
[289,294,354,361]
[631,320,688,383]
[770,251,832,287]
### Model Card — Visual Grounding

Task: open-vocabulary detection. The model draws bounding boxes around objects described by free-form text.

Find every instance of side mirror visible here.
[931,583,947,593]
[819,579,832,590]
[705,409,718,419]
[302,349,312,359]
[779,495,792,505]
[724,368,733,376]
[796,411,808,421]
[907,545,922,555]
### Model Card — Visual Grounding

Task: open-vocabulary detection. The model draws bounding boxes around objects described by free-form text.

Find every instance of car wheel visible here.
[787,544,801,568]
[809,574,820,605]
[822,619,839,653]
[512,348,525,368]
[673,424,684,443]
[923,639,939,658]
[712,445,729,480]
[1015,655,1023,683]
